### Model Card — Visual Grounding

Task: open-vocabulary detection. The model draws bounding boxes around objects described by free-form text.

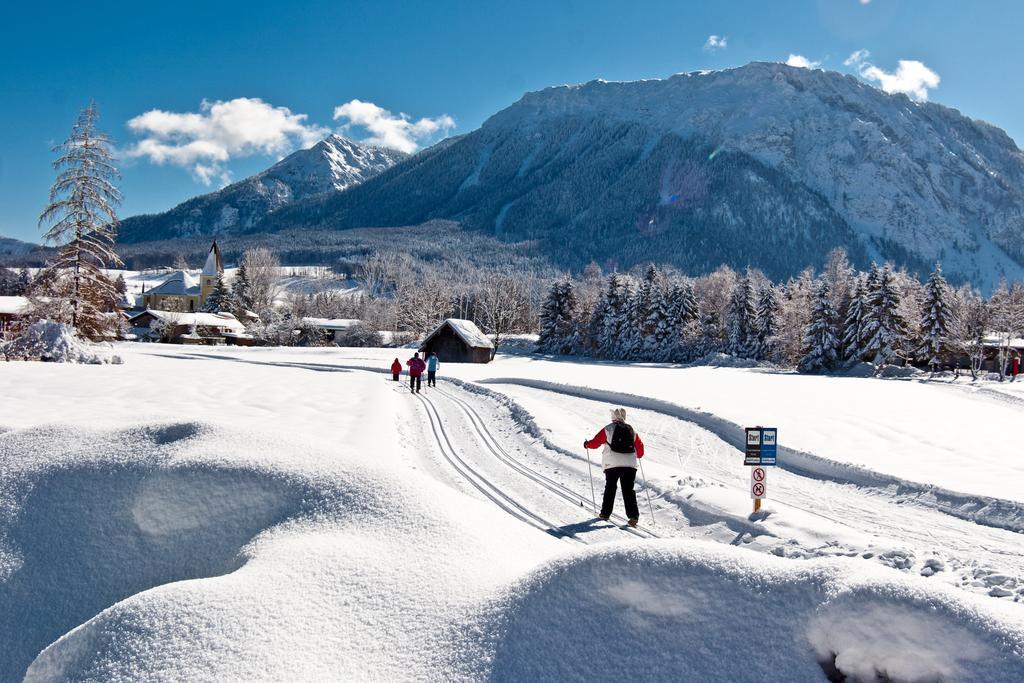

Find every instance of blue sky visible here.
[2,0,1023,243]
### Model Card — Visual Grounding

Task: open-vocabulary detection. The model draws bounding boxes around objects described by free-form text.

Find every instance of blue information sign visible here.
[760,428,777,466]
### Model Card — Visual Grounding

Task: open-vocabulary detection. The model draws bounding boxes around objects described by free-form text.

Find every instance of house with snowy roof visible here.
[141,241,224,313]
[128,309,247,344]
[0,295,28,336]
[419,318,493,363]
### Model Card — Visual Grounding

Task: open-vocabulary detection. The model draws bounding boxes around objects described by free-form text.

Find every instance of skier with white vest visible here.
[583,408,645,526]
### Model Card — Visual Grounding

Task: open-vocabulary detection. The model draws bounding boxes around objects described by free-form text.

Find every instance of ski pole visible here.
[638,458,655,525]
[584,446,598,515]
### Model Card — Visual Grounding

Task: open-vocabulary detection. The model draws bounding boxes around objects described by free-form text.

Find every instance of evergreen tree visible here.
[597,273,629,359]
[202,274,232,313]
[919,264,956,373]
[862,265,909,371]
[799,280,839,373]
[231,262,252,315]
[645,281,676,359]
[537,278,578,354]
[753,285,780,361]
[726,272,757,357]
[35,102,123,339]
[17,268,32,295]
[842,277,869,363]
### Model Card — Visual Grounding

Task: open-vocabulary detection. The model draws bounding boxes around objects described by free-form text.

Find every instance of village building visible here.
[0,295,28,336]
[141,241,224,313]
[419,318,493,363]
[128,309,248,345]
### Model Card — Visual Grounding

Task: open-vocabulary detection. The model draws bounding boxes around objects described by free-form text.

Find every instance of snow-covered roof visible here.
[146,270,200,296]
[982,335,1024,348]
[130,310,246,332]
[422,318,493,349]
[202,242,223,277]
[0,295,28,315]
[303,317,361,331]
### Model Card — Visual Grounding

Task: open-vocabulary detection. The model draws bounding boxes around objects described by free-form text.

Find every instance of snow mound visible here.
[1,421,554,681]
[1,320,121,364]
[463,541,1024,682]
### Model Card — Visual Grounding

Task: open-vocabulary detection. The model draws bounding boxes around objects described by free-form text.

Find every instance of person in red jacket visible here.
[406,352,426,394]
[583,407,645,526]
[390,358,402,381]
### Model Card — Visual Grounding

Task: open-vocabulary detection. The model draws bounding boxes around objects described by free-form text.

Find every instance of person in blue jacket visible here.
[426,352,440,387]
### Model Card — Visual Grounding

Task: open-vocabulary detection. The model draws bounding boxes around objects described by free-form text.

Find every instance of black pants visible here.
[392,373,399,381]
[601,467,639,520]
[410,375,421,392]
[427,370,436,386]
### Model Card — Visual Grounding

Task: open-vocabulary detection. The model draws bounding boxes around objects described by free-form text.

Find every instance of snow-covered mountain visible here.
[118,136,406,243]
[263,62,1024,287]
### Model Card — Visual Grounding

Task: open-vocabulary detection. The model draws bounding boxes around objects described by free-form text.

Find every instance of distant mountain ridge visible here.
[0,235,37,256]
[118,135,406,243]
[254,63,1024,288]
[120,63,1024,289]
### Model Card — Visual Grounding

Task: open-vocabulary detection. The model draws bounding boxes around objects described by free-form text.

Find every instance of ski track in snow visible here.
[154,351,1024,604]
[476,377,1024,535]
[476,381,1024,601]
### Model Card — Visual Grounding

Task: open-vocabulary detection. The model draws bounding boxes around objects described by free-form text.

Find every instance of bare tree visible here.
[243,246,281,313]
[477,272,531,358]
[36,102,123,339]
[951,286,988,380]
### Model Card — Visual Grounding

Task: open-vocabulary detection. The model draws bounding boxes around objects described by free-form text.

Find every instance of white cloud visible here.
[844,49,940,101]
[860,60,940,100]
[786,54,821,69]
[332,100,455,154]
[844,49,871,66]
[125,97,330,186]
[704,35,727,52]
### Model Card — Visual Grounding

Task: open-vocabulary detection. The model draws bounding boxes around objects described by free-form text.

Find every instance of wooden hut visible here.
[419,319,493,363]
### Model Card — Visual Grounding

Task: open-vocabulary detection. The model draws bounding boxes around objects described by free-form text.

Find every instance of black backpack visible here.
[609,423,636,454]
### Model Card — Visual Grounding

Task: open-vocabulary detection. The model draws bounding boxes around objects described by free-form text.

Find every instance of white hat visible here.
[610,408,627,422]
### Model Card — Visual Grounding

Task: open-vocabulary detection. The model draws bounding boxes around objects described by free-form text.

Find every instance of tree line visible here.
[537,249,1024,379]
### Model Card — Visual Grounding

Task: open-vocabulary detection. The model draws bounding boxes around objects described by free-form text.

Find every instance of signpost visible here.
[744,427,777,512]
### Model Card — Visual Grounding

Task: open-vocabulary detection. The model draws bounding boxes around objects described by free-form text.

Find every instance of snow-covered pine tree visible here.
[919,264,957,373]
[753,285,780,361]
[726,272,757,357]
[537,278,578,354]
[17,268,32,295]
[841,277,869,363]
[597,273,629,359]
[862,265,909,372]
[35,102,123,339]
[231,262,252,316]
[621,266,659,359]
[646,280,677,360]
[202,274,232,313]
[799,280,839,373]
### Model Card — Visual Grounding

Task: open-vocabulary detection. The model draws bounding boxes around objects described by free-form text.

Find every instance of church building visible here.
[141,241,224,312]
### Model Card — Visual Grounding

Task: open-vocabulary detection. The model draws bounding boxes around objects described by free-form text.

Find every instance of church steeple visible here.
[202,240,223,277]
[199,241,224,306]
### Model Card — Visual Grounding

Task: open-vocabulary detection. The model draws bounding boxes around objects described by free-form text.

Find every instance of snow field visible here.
[2,345,1024,680]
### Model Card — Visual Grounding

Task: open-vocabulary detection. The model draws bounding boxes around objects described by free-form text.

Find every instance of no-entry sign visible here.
[750,466,767,500]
